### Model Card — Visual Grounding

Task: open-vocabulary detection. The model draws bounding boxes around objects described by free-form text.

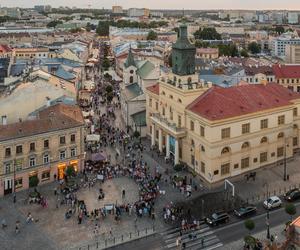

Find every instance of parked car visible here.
[285,188,300,201]
[234,206,257,218]
[206,212,229,226]
[263,196,282,210]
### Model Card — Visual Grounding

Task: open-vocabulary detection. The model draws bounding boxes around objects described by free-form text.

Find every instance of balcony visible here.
[151,113,186,137]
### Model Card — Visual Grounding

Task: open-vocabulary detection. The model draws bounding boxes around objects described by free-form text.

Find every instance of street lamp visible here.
[283,138,289,181]
[264,182,270,239]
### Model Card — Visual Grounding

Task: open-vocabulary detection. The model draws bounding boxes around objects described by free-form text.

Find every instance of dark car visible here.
[205,212,229,226]
[285,188,300,201]
[234,206,257,218]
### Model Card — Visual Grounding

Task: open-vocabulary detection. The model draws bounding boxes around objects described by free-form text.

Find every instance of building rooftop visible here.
[244,66,274,76]
[187,83,300,121]
[146,83,159,95]
[0,103,84,142]
[273,64,300,78]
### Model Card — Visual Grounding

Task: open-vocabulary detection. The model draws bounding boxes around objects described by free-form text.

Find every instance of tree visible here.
[66,165,75,177]
[194,28,221,40]
[218,44,239,57]
[285,203,297,221]
[29,175,39,188]
[105,85,113,93]
[102,58,110,70]
[47,20,63,28]
[275,26,285,35]
[248,42,261,54]
[244,219,255,234]
[194,40,210,48]
[240,49,249,57]
[147,30,158,40]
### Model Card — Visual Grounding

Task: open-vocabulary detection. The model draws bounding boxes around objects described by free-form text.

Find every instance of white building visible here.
[272,34,300,57]
[288,12,299,24]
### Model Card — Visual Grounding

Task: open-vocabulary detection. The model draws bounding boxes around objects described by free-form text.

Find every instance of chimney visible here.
[1,115,7,125]
[46,96,51,107]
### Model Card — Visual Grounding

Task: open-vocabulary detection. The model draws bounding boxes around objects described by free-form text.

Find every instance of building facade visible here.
[273,64,300,92]
[0,104,85,196]
[145,25,300,185]
[285,44,300,64]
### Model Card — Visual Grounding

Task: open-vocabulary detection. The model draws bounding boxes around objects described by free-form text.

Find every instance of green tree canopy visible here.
[102,58,110,70]
[285,203,297,221]
[274,26,285,35]
[248,42,261,54]
[66,165,75,177]
[240,49,249,57]
[147,30,158,40]
[29,175,39,188]
[244,219,255,233]
[194,40,210,48]
[194,28,222,40]
[47,20,63,28]
[218,44,239,57]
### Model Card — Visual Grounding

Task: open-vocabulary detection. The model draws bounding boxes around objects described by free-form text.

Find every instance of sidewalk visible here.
[222,223,287,250]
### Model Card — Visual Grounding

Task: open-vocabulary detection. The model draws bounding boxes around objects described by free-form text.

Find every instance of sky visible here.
[1,0,300,10]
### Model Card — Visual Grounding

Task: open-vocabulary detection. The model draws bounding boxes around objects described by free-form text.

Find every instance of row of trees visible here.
[194,27,222,40]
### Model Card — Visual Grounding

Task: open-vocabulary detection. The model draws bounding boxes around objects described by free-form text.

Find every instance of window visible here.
[41,171,50,181]
[190,120,194,131]
[44,139,49,149]
[277,147,284,157]
[149,98,152,107]
[221,147,231,154]
[201,145,205,152]
[15,178,23,189]
[200,126,205,137]
[162,107,165,116]
[277,132,284,139]
[278,115,285,125]
[169,95,173,99]
[214,170,219,175]
[16,145,22,154]
[71,134,76,143]
[30,142,35,152]
[294,108,298,116]
[260,152,268,163]
[60,150,66,160]
[169,107,173,120]
[201,162,205,173]
[29,157,36,167]
[15,159,22,171]
[221,163,230,175]
[5,148,11,157]
[4,163,11,174]
[260,119,268,129]
[178,115,182,128]
[293,137,298,146]
[60,136,66,145]
[241,157,250,169]
[242,142,250,149]
[260,137,268,144]
[234,163,239,169]
[178,98,182,103]
[155,102,158,110]
[71,148,77,157]
[43,154,49,164]
[221,128,230,139]
[242,123,250,134]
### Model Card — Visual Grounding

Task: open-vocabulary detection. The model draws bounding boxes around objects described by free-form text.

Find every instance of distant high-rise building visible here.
[127,8,150,18]
[34,5,52,13]
[272,35,300,57]
[112,6,123,14]
[288,12,299,24]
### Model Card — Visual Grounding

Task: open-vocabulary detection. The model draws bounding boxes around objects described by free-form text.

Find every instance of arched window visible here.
[242,142,250,149]
[130,70,134,74]
[277,132,284,139]
[201,145,205,152]
[129,76,133,83]
[260,137,268,144]
[169,95,173,99]
[162,91,166,95]
[188,77,192,84]
[191,139,195,147]
[294,124,298,129]
[221,147,231,155]
[178,98,182,103]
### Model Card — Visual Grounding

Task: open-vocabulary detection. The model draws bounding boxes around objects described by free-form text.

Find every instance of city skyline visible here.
[1,0,300,10]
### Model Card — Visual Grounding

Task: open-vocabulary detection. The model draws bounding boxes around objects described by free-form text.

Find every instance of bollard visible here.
[146,228,148,235]
[88,245,90,250]
[246,198,249,204]
[96,242,98,249]
[105,239,107,247]
[138,230,140,236]
[130,232,132,239]
[122,235,123,242]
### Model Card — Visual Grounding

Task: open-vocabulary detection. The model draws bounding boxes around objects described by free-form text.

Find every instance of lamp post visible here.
[283,138,289,181]
[264,182,270,239]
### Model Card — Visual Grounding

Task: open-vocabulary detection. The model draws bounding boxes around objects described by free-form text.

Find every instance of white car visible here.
[263,196,282,210]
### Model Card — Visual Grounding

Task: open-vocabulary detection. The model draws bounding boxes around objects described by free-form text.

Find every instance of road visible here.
[108,201,300,249]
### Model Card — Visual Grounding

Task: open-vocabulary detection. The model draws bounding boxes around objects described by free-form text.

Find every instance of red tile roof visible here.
[273,64,300,78]
[146,83,159,95]
[244,66,273,76]
[0,103,84,142]
[187,83,300,121]
[0,45,12,53]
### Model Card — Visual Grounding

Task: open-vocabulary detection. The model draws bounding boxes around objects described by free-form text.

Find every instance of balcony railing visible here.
[151,113,186,135]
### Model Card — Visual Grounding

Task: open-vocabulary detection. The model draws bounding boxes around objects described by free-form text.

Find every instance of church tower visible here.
[172,24,196,76]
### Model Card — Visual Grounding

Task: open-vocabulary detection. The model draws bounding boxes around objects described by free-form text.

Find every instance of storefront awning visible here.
[86,134,100,142]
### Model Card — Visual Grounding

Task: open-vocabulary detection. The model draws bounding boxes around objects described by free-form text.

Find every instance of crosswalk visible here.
[160,224,223,250]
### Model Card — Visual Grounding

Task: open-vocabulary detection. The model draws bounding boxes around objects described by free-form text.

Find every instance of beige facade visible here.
[286,44,300,64]
[146,77,300,185]
[0,104,85,196]
[13,47,49,59]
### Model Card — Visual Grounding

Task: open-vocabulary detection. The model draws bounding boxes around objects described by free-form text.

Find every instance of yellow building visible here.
[0,104,85,196]
[274,64,300,92]
[145,25,300,185]
[13,47,49,59]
